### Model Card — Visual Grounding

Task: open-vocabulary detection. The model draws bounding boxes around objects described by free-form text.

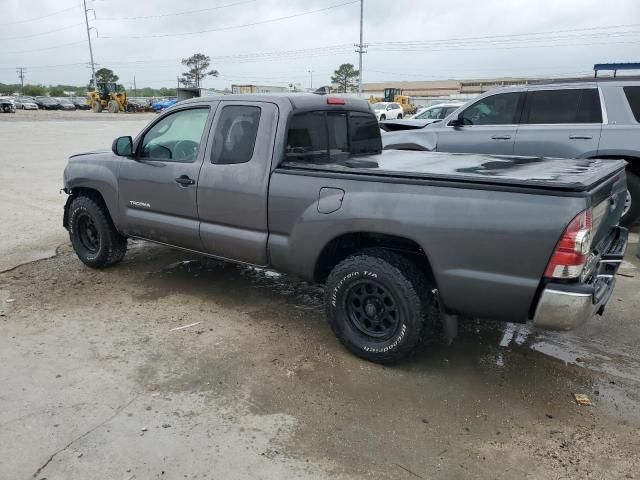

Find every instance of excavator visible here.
[86,82,128,113]
[369,87,417,116]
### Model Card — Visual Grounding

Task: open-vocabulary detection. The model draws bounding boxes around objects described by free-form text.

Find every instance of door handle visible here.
[175,175,195,186]
[569,135,593,140]
[491,135,512,140]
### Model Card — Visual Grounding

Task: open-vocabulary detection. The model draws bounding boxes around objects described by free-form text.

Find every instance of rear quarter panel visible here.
[268,171,587,322]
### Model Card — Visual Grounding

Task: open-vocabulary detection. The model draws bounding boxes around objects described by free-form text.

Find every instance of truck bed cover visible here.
[280,151,627,192]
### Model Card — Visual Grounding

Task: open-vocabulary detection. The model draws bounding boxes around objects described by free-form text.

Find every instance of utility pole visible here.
[83,0,97,91]
[354,0,367,96]
[308,69,314,90]
[133,76,137,96]
[16,67,26,94]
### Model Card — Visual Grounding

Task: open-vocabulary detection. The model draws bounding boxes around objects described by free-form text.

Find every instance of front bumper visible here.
[533,226,628,331]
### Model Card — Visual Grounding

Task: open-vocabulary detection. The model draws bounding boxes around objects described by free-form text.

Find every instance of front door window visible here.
[139,108,209,162]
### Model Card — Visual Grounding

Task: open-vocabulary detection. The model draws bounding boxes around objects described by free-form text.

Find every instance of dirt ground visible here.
[1,110,640,480]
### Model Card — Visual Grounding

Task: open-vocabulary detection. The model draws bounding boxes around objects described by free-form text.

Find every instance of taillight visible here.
[544,209,592,279]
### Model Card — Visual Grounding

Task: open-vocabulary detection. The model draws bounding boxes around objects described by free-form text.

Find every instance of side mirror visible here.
[112,136,133,156]
[448,115,464,127]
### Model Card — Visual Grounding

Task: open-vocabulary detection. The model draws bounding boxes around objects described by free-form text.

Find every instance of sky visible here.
[1,0,639,90]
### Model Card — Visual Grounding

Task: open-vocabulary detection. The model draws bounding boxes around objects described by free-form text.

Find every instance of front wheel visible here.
[107,100,119,113]
[92,101,103,113]
[397,114,403,119]
[621,170,640,227]
[325,249,436,364]
[68,196,127,268]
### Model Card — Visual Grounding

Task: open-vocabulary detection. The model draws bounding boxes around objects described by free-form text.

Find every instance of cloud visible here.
[1,0,638,89]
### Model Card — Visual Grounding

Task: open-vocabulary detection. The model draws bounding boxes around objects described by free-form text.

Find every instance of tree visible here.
[48,86,65,97]
[180,53,218,88]
[331,63,359,93]
[23,84,46,96]
[88,68,120,89]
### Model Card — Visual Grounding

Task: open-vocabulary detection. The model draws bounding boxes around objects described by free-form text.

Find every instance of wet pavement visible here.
[1,240,639,479]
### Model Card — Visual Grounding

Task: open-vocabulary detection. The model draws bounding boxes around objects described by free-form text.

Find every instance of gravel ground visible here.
[1,111,640,479]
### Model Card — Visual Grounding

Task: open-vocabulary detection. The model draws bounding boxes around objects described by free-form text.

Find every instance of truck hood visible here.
[69,149,111,158]
[380,119,438,131]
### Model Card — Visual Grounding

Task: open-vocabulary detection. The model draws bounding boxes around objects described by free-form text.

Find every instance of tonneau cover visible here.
[281,151,627,192]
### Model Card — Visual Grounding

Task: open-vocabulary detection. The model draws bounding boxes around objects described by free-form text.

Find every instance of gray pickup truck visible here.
[63,94,629,363]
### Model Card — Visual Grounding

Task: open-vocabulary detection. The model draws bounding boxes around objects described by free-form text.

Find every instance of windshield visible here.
[415,107,443,119]
[373,103,386,111]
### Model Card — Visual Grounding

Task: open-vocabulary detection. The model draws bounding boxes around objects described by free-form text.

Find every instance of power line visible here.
[101,0,360,39]
[3,40,86,55]
[369,23,640,48]
[0,3,82,27]
[97,0,255,21]
[0,22,84,41]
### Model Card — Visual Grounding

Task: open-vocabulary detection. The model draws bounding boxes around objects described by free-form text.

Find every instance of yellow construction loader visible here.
[86,82,128,113]
[369,88,417,116]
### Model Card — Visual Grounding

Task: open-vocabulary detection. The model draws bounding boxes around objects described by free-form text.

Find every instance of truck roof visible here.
[179,93,374,113]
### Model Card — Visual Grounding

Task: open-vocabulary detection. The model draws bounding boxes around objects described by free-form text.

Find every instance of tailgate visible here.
[588,167,627,246]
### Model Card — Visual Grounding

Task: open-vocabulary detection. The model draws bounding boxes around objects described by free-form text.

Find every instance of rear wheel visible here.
[92,101,103,113]
[68,196,127,268]
[397,114,403,119]
[325,249,436,364]
[621,170,640,227]
[380,114,386,121]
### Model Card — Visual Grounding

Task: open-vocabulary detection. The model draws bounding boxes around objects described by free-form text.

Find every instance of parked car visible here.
[411,102,464,120]
[62,94,628,364]
[0,96,16,113]
[14,96,38,110]
[71,97,91,110]
[381,102,466,132]
[382,80,640,226]
[151,98,177,112]
[372,101,404,121]
[34,96,60,110]
[57,98,77,111]
[126,98,150,112]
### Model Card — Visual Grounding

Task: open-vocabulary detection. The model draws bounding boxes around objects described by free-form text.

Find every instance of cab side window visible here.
[211,105,262,164]
[139,108,209,162]
[460,92,521,126]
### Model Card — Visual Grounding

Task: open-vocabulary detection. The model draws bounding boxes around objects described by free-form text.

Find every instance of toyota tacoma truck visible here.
[63,94,629,363]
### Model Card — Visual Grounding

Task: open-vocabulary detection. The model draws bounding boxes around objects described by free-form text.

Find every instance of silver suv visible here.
[382,80,640,226]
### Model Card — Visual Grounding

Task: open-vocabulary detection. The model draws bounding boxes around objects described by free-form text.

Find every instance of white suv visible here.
[372,102,403,121]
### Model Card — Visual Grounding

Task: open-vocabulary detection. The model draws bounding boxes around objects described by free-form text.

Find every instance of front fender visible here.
[381,129,437,151]
[63,155,122,229]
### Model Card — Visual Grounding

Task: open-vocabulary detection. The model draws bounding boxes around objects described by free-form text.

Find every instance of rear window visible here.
[211,105,261,164]
[623,86,640,122]
[523,89,602,124]
[284,111,381,163]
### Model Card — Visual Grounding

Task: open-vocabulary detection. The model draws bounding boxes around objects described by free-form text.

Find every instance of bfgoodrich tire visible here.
[621,170,640,227]
[325,249,436,364]
[68,196,127,268]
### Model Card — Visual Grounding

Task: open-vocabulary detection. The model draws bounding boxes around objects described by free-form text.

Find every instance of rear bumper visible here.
[533,226,628,331]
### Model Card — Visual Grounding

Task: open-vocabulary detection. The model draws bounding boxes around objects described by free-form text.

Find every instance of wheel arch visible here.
[313,231,439,292]
[589,154,640,175]
[63,187,115,230]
